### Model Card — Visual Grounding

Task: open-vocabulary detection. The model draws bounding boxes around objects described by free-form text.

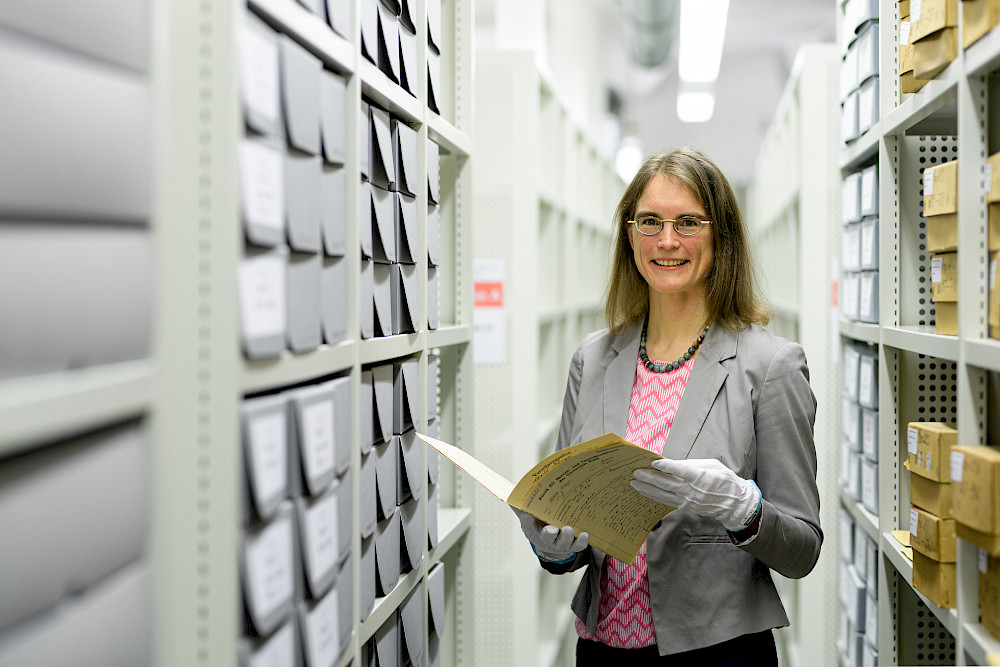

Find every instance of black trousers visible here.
[576,630,778,667]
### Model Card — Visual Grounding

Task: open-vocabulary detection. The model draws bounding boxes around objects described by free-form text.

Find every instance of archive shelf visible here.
[832,0,1000,664]
[0,359,155,458]
[151,0,475,665]
[470,49,623,667]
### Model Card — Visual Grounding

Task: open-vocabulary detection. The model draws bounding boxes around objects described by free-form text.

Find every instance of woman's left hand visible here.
[631,458,761,531]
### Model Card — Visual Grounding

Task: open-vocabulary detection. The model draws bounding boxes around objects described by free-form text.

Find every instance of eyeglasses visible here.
[627,215,713,236]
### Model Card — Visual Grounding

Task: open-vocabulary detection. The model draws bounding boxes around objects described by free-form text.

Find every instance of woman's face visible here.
[627,173,714,300]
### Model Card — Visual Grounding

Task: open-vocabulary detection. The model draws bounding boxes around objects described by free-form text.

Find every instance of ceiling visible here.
[604,0,837,187]
[477,0,838,189]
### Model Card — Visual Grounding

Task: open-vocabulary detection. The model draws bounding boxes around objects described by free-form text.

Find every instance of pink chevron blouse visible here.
[574,353,694,648]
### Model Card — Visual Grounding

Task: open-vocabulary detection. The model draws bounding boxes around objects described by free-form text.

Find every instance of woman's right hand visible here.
[513,508,589,562]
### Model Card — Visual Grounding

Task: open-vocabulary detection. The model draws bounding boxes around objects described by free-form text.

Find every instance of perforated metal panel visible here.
[898,583,957,665]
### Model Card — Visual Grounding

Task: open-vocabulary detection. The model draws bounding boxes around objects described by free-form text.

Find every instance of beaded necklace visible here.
[639,318,710,373]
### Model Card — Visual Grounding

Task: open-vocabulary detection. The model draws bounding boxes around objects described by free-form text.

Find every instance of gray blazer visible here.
[542,321,823,656]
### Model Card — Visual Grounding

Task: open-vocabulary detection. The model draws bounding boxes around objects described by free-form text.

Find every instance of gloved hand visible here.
[513,508,589,562]
[631,458,762,532]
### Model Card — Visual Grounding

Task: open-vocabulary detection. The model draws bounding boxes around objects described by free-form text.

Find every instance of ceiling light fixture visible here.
[676,90,715,123]
[678,0,730,83]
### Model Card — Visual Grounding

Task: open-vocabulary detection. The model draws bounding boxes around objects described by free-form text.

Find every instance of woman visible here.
[516,147,822,665]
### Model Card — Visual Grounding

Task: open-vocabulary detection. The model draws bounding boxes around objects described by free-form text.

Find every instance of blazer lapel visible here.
[603,322,642,436]
[661,324,737,460]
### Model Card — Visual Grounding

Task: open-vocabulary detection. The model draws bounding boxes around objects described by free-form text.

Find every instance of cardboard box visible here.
[910,506,957,561]
[923,159,958,216]
[902,70,931,92]
[990,251,1000,336]
[907,422,958,481]
[951,444,1000,534]
[957,521,1000,556]
[931,252,958,301]
[901,0,912,18]
[926,213,958,252]
[900,17,916,74]
[912,550,956,608]
[989,204,1000,250]
[963,0,1000,48]
[981,551,1000,640]
[914,26,958,79]
[909,466,953,517]
[936,301,958,335]
[911,0,960,42]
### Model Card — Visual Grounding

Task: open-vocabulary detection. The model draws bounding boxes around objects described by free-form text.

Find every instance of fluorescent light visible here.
[678,0,730,83]
[615,136,644,182]
[676,91,715,123]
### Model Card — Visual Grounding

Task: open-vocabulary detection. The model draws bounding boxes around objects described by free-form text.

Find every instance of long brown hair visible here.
[604,147,771,334]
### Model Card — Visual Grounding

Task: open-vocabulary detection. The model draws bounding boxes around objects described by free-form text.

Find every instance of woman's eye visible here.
[679,217,699,228]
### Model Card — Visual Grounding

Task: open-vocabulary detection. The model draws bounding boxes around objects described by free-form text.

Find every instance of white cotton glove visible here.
[631,458,762,532]
[513,508,589,562]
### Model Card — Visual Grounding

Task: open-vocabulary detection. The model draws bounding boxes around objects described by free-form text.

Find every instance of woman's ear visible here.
[625,223,634,250]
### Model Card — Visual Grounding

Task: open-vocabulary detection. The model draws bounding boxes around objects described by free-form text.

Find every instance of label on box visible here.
[239,140,285,233]
[925,168,935,196]
[249,412,288,504]
[305,492,339,582]
[908,427,918,454]
[910,508,919,536]
[860,280,873,318]
[932,256,943,283]
[987,164,994,193]
[859,363,873,406]
[240,25,281,129]
[991,260,998,289]
[900,20,911,46]
[862,169,876,211]
[912,0,922,21]
[251,621,295,667]
[305,584,340,667]
[239,254,286,339]
[924,450,932,472]
[861,224,876,265]
[950,450,964,482]
[247,519,294,619]
[302,400,335,479]
[981,549,990,575]
[863,413,876,452]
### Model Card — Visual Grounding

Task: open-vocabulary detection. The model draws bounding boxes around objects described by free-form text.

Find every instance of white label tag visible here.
[248,621,295,667]
[900,20,911,46]
[239,254,286,340]
[951,451,965,483]
[861,223,876,265]
[925,450,932,472]
[249,411,288,506]
[305,492,339,585]
[932,256,943,283]
[910,508,919,536]
[239,140,285,234]
[861,169,876,211]
[991,260,998,289]
[302,399,335,480]
[924,168,935,196]
[986,164,994,193]
[913,0,923,21]
[981,549,990,575]
[247,518,294,619]
[908,427,918,454]
[305,582,340,667]
[240,25,280,129]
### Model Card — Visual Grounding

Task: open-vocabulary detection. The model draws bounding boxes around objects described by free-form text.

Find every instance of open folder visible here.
[416,432,674,565]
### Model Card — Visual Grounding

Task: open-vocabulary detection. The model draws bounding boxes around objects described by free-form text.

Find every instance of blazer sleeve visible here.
[539,341,597,575]
[741,341,824,579]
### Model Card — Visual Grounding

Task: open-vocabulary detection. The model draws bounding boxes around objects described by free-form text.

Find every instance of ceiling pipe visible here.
[619,0,680,69]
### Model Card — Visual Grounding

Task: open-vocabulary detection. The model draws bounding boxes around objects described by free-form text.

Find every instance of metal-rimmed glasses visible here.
[627,215,713,236]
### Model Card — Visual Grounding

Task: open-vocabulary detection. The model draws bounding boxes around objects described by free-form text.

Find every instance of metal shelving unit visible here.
[470,49,624,667]
[832,1,1000,664]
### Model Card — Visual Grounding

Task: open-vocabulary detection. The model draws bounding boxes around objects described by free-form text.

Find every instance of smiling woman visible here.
[514,146,823,665]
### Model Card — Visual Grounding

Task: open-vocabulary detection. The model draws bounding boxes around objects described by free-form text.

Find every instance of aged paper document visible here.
[416,432,674,564]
